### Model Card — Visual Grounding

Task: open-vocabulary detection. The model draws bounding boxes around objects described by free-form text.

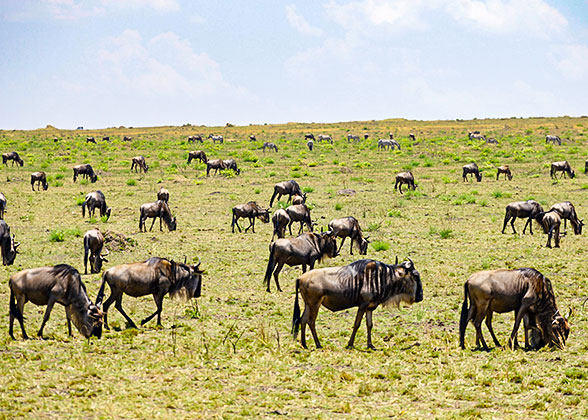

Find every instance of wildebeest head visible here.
[105,207,112,221]
[259,209,270,223]
[90,248,109,274]
[90,173,98,183]
[475,172,482,182]
[358,235,370,255]
[69,300,104,339]
[42,180,49,190]
[170,257,204,300]
[169,216,177,231]
[320,231,339,258]
[3,234,20,266]
[394,258,423,303]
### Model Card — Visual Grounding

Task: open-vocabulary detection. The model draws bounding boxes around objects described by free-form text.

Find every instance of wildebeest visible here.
[187,150,207,164]
[459,268,570,350]
[96,257,203,329]
[468,131,486,141]
[139,200,176,232]
[131,156,149,173]
[501,200,544,234]
[231,201,270,233]
[347,134,360,142]
[545,135,561,145]
[0,192,6,219]
[82,191,111,221]
[292,194,306,205]
[188,135,203,143]
[123,136,132,142]
[262,142,278,152]
[317,134,333,144]
[292,258,423,349]
[328,216,369,255]
[83,229,108,274]
[30,171,48,191]
[539,210,562,248]
[548,201,583,235]
[206,159,225,176]
[364,133,369,140]
[286,204,313,235]
[249,135,257,141]
[271,209,290,240]
[304,133,315,141]
[86,137,96,144]
[0,220,19,266]
[496,165,512,180]
[307,140,314,151]
[9,264,103,340]
[462,163,482,182]
[486,137,498,144]
[2,152,24,166]
[377,139,400,150]
[264,231,338,292]
[269,180,303,207]
[208,134,224,144]
[550,161,575,179]
[223,159,240,175]
[102,136,110,142]
[408,133,416,141]
[157,187,169,204]
[73,164,98,183]
[394,171,416,194]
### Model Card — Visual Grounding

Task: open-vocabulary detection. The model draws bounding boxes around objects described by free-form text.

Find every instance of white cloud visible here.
[285,4,323,36]
[553,44,588,79]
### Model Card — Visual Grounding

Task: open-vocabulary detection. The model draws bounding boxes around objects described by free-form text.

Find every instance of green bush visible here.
[126,179,137,186]
[371,241,390,252]
[49,230,65,242]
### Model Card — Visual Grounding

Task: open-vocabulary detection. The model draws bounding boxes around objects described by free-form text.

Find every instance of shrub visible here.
[439,229,453,239]
[49,230,65,242]
[126,179,137,186]
[335,203,343,211]
[388,210,402,218]
[55,173,64,180]
[302,187,314,193]
[371,241,390,252]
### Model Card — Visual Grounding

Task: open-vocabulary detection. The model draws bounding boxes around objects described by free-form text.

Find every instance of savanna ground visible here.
[0,117,587,419]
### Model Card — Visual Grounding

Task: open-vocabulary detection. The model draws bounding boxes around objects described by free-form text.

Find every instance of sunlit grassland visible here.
[0,116,587,419]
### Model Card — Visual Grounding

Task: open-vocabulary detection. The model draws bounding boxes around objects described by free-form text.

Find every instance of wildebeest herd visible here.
[1,127,584,356]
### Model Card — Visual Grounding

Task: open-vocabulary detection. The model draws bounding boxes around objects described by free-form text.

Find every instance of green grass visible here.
[1,116,587,419]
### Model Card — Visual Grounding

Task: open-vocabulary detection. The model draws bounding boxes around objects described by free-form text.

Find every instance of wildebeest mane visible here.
[338,260,401,305]
[51,263,80,280]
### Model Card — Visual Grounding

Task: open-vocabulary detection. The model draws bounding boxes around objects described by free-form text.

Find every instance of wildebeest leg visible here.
[502,212,511,234]
[399,183,404,194]
[65,306,73,337]
[347,305,368,349]
[365,310,376,350]
[84,246,89,275]
[101,290,118,330]
[546,226,553,248]
[554,225,560,248]
[472,301,490,350]
[245,217,254,233]
[522,218,532,235]
[298,221,304,235]
[231,214,241,233]
[288,220,294,236]
[115,295,138,329]
[141,292,165,326]
[149,216,157,232]
[11,295,29,339]
[484,311,501,347]
[38,297,57,338]
[508,300,531,349]
[273,262,284,292]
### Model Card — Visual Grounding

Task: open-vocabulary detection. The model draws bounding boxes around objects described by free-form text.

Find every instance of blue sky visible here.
[1,0,587,129]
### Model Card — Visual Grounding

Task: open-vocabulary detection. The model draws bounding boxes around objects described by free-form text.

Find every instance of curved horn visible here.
[183,255,187,264]
[194,256,201,271]
[102,248,110,256]
[567,307,572,319]
[552,309,560,319]
[407,257,414,268]
[395,256,398,265]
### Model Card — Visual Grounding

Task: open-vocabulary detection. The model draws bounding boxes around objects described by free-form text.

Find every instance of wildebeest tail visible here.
[269,189,278,207]
[459,282,470,349]
[292,278,301,337]
[264,243,276,290]
[9,283,23,322]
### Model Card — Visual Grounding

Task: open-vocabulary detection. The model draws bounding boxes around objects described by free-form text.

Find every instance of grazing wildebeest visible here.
[545,135,561,145]
[364,133,369,140]
[0,192,6,219]
[96,257,203,329]
[123,136,132,142]
[157,187,169,204]
[538,210,562,248]
[307,140,314,151]
[501,200,544,234]
[262,142,278,152]
[271,209,290,240]
[73,164,98,183]
[138,200,176,232]
[317,134,333,144]
[462,163,482,182]
[54,137,59,143]
[459,268,570,350]
[223,159,240,175]
[188,135,203,143]
[208,134,224,144]
[131,156,149,173]
[86,137,96,144]
[394,171,416,194]
[0,220,19,266]
[206,159,224,176]
[30,171,48,191]
[496,165,512,180]
[486,138,498,144]
[347,134,360,142]
[9,264,103,340]
[304,133,315,141]
[550,161,575,179]
[264,231,338,292]
[286,204,313,235]
[292,258,423,349]
[2,152,24,166]
[468,131,486,141]
[231,201,270,233]
[269,180,303,207]
[292,194,306,205]
[548,202,583,235]
[408,133,416,141]
[187,150,207,164]
[328,216,369,255]
[249,135,257,141]
[83,229,108,274]
[102,136,110,142]
[82,191,111,221]
[377,139,400,150]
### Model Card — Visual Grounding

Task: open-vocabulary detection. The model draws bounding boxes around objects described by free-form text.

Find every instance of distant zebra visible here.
[263,142,278,152]
[317,134,333,144]
[545,135,561,145]
[347,134,360,142]
[208,134,224,144]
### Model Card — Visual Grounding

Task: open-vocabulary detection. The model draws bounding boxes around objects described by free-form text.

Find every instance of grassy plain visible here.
[0,116,587,419]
